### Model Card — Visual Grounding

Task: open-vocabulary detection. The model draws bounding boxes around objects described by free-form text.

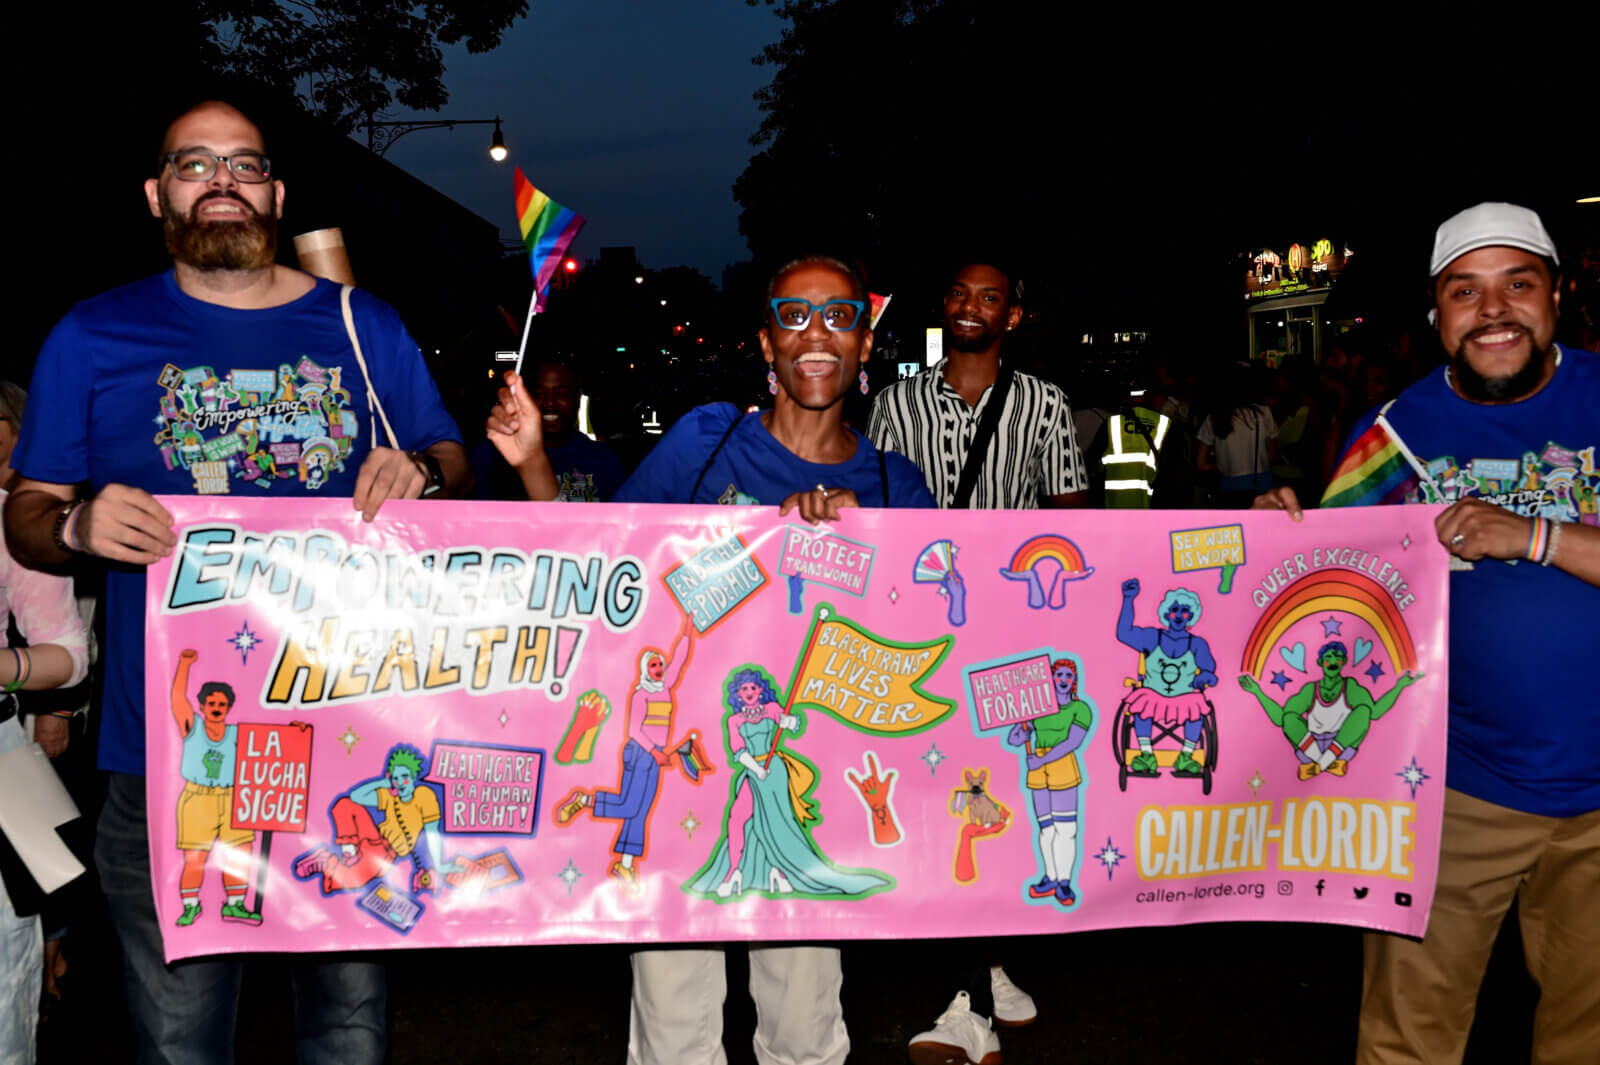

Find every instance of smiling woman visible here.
[488,254,935,518]
[483,254,933,1065]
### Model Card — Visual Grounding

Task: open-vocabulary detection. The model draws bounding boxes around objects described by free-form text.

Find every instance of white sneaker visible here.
[989,966,1037,1027]
[907,991,1001,1065]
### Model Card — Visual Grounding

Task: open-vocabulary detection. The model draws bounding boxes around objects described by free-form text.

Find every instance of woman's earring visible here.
[859,369,870,395]
[767,368,778,395]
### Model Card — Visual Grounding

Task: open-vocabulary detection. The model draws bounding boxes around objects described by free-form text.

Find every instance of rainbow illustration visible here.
[1003,535,1095,582]
[514,168,586,313]
[1240,570,1418,678]
[297,439,340,487]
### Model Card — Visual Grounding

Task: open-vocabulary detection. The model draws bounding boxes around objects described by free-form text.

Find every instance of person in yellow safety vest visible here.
[1100,404,1170,507]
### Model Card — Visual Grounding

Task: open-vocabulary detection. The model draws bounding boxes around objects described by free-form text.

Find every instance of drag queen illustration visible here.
[687,667,890,900]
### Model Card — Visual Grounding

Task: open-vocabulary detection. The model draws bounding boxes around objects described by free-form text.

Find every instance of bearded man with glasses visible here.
[4,99,470,1064]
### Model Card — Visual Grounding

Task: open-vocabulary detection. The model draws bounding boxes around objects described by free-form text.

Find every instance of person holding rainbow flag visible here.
[1255,202,1598,1065]
[487,253,932,1065]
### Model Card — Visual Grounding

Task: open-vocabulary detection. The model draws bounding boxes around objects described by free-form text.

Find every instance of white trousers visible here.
[628,946,848,1065]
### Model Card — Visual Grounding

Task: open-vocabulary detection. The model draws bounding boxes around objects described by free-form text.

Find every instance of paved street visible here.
[43,906,1536,1063]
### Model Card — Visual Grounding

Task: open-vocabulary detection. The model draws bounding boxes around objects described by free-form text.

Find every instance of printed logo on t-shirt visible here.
[554,471,598,502]
[1415,442,1597,525]
[716,484,759,506]
[154,357,359,494]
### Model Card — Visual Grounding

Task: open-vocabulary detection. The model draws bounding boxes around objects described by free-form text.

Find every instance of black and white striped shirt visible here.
[868,360,1088,509]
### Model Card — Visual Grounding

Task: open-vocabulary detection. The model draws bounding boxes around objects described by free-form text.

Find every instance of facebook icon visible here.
[1315,879,1326,897]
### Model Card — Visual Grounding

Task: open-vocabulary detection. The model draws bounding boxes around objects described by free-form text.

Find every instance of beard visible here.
[161,188,277,271]
[1451,325,1549,402]
[946,320,1005,353]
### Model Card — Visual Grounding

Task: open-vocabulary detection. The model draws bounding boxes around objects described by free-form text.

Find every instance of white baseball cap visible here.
[1429,202,1559,277]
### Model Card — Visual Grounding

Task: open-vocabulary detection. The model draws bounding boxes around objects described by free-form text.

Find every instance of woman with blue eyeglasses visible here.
[487,256,931,1065]
[489,255,933,516]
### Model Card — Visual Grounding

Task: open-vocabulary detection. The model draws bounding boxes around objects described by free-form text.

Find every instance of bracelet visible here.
[3,647,29,693]
[1525,517,1548,563]
[50,501,83,554]
[64,499,86,552]
[1541,519,1562,567]
[50,709,79,720]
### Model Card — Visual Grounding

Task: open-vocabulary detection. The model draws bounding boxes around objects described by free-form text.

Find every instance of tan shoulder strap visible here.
[340,284,399,450]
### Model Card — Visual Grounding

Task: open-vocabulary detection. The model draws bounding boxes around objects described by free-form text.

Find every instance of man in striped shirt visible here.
[876,261,1086,1063]
[868,262,1088,509]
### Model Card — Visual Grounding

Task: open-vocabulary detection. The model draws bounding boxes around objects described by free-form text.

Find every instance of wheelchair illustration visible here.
[1109,654,1219,795]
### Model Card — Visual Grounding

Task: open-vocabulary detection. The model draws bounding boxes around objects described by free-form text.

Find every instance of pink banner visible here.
[145,499,1449,961]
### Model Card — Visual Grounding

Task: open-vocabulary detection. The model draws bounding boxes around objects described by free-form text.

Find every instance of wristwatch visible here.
[410,450,446,498]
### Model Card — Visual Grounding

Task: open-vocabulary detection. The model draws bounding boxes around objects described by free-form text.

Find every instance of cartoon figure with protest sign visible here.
[554,614,711,890]
[1115,579,1218,780]
[170,649,257,926]
[1238,643,1423,779]
[1006,657,1092,905]
[293,744,478,896]
[687,666,891,900]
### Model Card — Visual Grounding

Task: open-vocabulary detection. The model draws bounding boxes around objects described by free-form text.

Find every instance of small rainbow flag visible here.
[514,167,585,312]
[868,292,892,329]
[1320,412,1423,508]
[674,730,712,784]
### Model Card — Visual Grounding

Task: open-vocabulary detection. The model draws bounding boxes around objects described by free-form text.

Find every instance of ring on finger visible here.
[1450,533,1466,546]
[816,483,829,499]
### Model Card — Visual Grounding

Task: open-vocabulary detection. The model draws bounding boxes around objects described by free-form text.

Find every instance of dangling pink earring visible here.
[767,368,778,395]
[858,369,870,395]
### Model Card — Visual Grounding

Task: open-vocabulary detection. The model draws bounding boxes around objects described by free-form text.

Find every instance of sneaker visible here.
[220,900,262,924]
[1130,751,1160,775]
[1053,880,1077,907]
[1172,753,1205,777]
[608,860,642,894]
[908,991,1001,1065]
[989,967,1037,1027]
[555,789,589,824]
[1027,876,1058,899]
[175,901,201,927]
[294,847,334,879]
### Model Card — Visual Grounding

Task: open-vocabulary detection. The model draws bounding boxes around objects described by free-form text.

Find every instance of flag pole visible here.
[512,291,539,380]
[769,619,825,764]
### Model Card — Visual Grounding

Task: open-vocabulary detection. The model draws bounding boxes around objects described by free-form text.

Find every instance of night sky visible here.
[376,1,782,279]
[376,9,1596,295]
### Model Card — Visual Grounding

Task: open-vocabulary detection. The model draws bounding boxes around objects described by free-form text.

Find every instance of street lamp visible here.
[365,115,509,161]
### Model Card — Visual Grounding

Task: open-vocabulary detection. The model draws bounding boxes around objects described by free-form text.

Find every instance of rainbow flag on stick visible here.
[514,167,585,314]
[1320,406,1432,507]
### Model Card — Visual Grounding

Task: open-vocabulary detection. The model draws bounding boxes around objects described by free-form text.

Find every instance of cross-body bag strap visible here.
[952,363,1014,509]
[689,404,745,503]
[341,284,399,450]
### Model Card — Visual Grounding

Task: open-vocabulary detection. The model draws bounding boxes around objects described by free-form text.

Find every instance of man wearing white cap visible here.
[1255,202,1599,1063]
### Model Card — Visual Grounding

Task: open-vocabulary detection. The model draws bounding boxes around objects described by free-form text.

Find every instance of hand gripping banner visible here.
[145,499,1449,961]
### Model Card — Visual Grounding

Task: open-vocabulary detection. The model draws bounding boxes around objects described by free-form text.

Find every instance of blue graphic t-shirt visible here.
[1337,345,1599,816]
[13,271,462,774]
[614,403,935,509]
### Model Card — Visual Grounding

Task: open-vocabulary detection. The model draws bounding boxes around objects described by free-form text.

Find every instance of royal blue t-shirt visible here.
[12,272,462,775]
[471,431,626,502]
[615,404,936,509]
[1335,346,1599,817]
